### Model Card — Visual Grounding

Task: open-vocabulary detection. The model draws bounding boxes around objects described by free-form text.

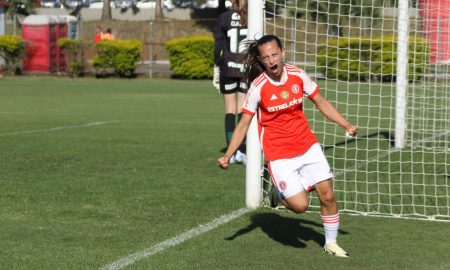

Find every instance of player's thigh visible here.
[221,78,241,113]
[269,159,310,213]
[223,93,238,113]
[298,143,334,192]
[283,190,309,213]
[268,158,305,200]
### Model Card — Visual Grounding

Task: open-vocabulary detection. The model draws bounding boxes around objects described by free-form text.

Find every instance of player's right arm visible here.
[213,13,227,66]
[310,93,359,136]
[213,13,228,89]
[218,81,261,169]
[217,113,253,169]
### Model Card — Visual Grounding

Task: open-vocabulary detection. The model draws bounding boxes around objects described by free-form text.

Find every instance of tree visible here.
[101,0,112,20]
[155,0,164,20]
[6,0,34,18]
[4,0,34,33]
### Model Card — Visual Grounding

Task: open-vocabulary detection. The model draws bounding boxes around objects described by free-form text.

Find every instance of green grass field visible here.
[0,77,449,269]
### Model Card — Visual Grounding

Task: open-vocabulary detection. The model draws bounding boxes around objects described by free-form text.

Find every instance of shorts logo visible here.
[292,84,300,94]
[279,181,287,191]
[280,91,289,100]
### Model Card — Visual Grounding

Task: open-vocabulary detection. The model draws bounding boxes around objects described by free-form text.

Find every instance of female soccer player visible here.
[213,0,248,164]
[217,35,358,257]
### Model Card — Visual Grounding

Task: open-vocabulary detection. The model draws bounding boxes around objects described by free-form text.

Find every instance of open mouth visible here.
[270,64,278,71]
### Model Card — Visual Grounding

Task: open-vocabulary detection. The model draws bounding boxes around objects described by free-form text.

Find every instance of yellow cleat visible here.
[323,242,349,258]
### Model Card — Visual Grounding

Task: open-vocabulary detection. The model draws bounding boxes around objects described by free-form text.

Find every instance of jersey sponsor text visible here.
[267,97,303,112]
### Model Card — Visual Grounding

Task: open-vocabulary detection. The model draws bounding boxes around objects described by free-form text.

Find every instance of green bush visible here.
[317,36,428,82]
[165,35,214,79]
[58,38,86,77]
[93,39,142,78]
[0,35,28,75]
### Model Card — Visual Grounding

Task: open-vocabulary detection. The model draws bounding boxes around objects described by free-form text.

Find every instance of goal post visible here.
[246,0,450,221]
[394,0,410,149]
[245,0,264,209]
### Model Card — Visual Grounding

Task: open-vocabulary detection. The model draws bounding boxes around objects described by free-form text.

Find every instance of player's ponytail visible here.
[244,41,264,86]
[244,35,284,86]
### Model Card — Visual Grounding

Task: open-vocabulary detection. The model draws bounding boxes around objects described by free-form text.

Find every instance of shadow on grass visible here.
[225,212,348,248]
[220,130,394,154]
[324,130,395,151]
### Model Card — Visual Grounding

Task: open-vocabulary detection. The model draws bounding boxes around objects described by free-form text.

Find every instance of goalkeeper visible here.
[217,34,358,258]
[213,0,248,164]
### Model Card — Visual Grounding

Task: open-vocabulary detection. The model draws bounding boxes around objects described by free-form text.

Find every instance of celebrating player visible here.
[213,0,248,164]
[217,34,358,257]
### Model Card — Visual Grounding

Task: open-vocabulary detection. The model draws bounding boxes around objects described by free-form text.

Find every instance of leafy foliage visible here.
[0,35,28,75]
[317,36,429,81]
[57,38,86,77]
[6,0,35,17]
[165,35,214,79]
[289,0,386,36]
[93,39,142,78]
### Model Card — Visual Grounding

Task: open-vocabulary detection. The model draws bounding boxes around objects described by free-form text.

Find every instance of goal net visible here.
[247,0,450,221]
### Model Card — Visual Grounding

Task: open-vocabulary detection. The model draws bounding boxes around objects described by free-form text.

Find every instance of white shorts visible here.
[268,143,334,200]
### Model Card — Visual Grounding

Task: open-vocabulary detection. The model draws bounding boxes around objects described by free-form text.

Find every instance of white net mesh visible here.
[261,0,450,221]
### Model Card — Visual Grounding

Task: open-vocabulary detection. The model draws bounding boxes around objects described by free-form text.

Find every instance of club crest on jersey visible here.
[292,84,300,94]
[280,91,289,100]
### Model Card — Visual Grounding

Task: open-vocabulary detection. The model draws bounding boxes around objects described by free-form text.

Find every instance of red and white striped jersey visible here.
[242,63,319,161]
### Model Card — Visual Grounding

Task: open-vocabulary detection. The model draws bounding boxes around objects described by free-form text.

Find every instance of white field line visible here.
[99,208,252,270]
[0,121,122,137]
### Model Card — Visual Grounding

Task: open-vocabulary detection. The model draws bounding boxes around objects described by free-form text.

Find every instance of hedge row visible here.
[58,38,85,77]
[165,35,429,82]
[0,35,27,75]
[165,35,214,79]
[0,35,142,78]
[317,36,428,82]
[93,39,142,78]
[2,34,430,81]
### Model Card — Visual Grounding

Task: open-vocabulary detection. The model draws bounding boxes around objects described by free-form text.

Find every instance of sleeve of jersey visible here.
[242,84,261,116]
[299,70,320,99]
[213,14,226,65]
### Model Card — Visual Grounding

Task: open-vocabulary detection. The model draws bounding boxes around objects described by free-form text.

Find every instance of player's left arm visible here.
[310,93,359,136]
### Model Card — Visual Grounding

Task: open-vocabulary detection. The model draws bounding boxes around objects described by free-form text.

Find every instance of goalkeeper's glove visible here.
[213,65,220,91]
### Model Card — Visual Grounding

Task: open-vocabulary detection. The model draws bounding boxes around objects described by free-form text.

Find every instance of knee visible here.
[291,205,308,214]
[319,190,336,206]
[284,200,309,214]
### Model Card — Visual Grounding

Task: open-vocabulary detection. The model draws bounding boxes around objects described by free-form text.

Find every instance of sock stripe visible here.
[322,213,340,245]
[321,214,340,224]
